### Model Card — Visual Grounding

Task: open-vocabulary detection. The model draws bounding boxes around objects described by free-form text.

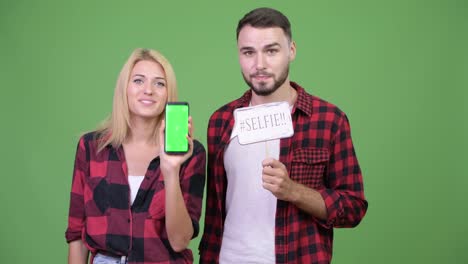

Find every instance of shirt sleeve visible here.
[179,140,206,239]
[65,136,88,243]
[318,113,368,228]
[199,112,225,263]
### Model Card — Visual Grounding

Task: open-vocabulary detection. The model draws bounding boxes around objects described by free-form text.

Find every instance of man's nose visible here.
[255,54,266,70]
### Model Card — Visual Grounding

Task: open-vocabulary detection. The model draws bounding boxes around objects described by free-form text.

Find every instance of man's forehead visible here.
[238,26,288,47]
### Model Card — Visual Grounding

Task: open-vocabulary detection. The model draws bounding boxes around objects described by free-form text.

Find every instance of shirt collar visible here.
[291,81,313,116]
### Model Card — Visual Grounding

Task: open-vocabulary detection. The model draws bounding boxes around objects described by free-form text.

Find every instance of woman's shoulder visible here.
[75,131,107,153]
[77,131,101,144]
[192,139,206,155]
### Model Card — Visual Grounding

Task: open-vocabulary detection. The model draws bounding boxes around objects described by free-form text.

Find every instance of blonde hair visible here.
[96,48,178,152]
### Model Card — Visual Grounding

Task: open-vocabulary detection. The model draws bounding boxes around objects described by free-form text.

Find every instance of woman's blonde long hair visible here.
[96,48,178,152]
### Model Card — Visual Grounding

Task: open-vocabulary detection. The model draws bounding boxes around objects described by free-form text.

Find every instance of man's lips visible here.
[252,74,272,81]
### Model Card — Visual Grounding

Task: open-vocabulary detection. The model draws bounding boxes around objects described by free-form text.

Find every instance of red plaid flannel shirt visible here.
[66,132,206,263]
[199,82,368,263]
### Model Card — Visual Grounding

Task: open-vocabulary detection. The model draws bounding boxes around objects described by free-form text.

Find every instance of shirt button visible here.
[127,218,130,223]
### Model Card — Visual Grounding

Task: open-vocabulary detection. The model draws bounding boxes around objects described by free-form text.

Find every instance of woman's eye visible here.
[155,81,166,87]
[133,79,143,84]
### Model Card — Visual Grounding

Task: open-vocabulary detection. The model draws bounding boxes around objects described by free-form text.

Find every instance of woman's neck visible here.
[126,117,158,145]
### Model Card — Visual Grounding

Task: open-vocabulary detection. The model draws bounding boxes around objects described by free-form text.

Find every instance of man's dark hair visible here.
[236,7,292,41]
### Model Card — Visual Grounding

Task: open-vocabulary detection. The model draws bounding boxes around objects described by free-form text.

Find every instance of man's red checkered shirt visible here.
[199,82,368,263]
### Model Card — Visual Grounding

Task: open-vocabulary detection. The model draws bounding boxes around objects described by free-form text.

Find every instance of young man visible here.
[199,7,368,264]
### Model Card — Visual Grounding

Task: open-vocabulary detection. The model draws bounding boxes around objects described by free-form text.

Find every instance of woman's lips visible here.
[139,99,156,105]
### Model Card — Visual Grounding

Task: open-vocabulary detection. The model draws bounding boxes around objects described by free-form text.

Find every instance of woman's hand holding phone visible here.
[158,116,194,179]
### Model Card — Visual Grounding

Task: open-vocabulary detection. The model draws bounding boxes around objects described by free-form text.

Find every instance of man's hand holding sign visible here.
[261,158,296,201]
[233,101,328,220]
[262,156,328,220]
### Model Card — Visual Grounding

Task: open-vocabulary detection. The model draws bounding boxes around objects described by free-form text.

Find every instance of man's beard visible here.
[242,65,289,96]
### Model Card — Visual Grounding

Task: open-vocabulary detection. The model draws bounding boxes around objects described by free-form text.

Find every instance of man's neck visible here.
[250,81,297,106]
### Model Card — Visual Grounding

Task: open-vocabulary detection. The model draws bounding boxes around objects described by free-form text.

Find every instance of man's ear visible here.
[289,40,297,62]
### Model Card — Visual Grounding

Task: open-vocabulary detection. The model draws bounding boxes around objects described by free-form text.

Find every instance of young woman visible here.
[66,48,206,263]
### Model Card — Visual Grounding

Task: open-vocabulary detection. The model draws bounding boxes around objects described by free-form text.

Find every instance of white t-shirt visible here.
[219,135,280,264]
[128,175,145,205]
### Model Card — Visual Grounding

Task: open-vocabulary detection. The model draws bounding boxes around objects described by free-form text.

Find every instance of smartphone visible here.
[164,102,189,154]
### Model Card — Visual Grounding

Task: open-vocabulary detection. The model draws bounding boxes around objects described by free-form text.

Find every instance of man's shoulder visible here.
[297,87,346,118]
[209,94,246,121]
[312,94,344,115]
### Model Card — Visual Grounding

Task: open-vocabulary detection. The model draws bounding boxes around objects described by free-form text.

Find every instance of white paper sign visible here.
[232,101,294,145]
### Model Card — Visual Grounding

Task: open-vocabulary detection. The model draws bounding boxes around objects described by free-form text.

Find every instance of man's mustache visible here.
[250,71,273,78]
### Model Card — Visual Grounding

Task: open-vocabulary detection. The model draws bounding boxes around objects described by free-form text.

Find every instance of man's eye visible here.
[267,49,278,55]
[244,51,254,56]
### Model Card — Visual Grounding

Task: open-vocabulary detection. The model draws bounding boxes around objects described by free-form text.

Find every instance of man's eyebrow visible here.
[264,43,281,49]
[239,42,281,51]
[239,46,255,51]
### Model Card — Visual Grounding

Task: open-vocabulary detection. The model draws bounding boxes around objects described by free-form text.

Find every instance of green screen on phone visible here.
[165,102,189,154]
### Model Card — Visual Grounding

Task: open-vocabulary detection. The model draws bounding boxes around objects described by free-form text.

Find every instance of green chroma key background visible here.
[1,0,466,263]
